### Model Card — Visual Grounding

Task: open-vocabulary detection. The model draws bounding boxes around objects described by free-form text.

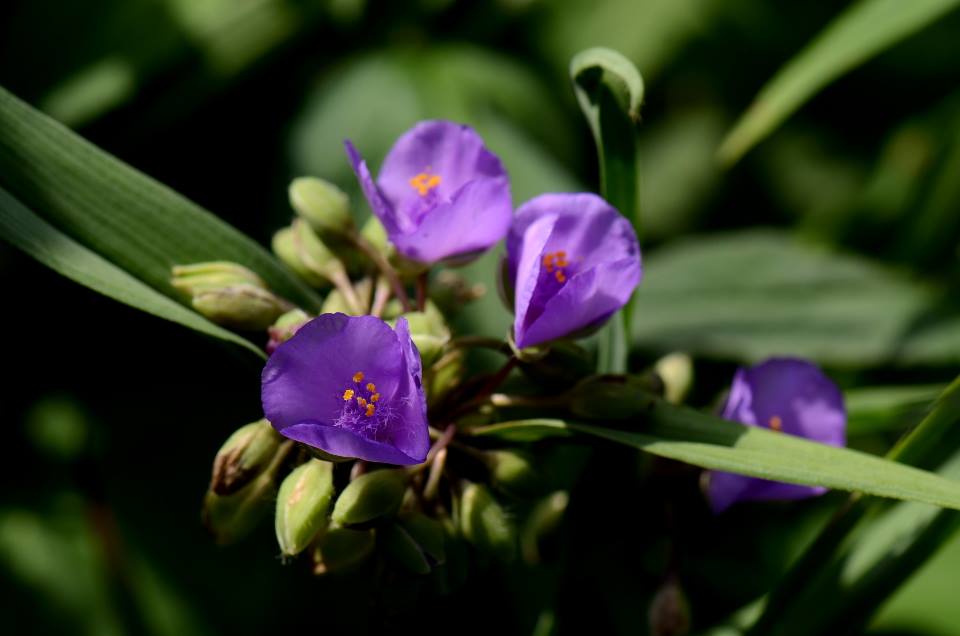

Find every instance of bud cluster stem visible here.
[349,229,411,312]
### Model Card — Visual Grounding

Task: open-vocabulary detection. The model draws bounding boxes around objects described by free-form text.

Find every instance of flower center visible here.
[542,250,570,284]
[409,170,442,197]
[768,415,783,432]
[341,370,381,417]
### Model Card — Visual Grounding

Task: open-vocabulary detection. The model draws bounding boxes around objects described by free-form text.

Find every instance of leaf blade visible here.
[0,86,320,312]
[0,186,264,359]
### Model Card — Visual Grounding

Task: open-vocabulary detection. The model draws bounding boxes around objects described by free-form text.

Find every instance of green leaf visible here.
[719,0,960,164]
[846,384,944,436]
[0,86,321,313]
[632,229,952,366]
[468,393,960,510]
[746,376,960,635]
[570,47,644,374]
[0,186,263,358]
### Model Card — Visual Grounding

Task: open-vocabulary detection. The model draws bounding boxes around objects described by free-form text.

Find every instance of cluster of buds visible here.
[179,120,844,616]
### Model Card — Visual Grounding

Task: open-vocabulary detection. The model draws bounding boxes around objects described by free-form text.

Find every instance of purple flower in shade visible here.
[261,313,429,465]
[506,192,641,349]
[345,120,512,264]
[707,357,847,513]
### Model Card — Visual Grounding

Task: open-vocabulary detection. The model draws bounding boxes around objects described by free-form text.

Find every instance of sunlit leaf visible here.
[0,187,264,358]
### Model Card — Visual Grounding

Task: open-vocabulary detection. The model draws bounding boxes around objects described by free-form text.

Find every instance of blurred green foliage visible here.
[3,0,960,633]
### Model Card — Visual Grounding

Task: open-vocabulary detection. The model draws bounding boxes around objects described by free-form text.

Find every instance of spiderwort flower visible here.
[707,357,846,513]
[506,192,641,349]
[261,313,429,465]
[345,120,512,264]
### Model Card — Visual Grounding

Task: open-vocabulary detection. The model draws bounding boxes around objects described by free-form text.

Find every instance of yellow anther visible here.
[342,389,355,401]
[353,371,364,383]
[366,382,376,393]
[371,393,380,403]
[357,397,368,409]
[769,416,783,432]
[365,403,376,417]
[554,270,566,283]
[409,172,442,196]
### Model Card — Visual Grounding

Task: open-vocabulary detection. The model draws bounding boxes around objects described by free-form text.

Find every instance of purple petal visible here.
[262,314,403,429]
[377,120,507,207]
[279,421,425,465]
[392,176,512,264]
[516,258,640,348]
[345,140,403,235]
[390,317,430,462]
[708,357,846,512]
[508,193,642,348]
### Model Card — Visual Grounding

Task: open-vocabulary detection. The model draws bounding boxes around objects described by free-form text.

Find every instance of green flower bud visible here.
[171,261,266,296]
[399,512,446,564]
[273,226,325,287]
[380,521,431,575]
[517,341,593,389]
[289,177,353,236]
[331,469,406,526]
[360,215,393,259]
[211,419,282,496]
[267,309,310,351]
[320,277,371,316]
[431,270,486,315]
[275,459,335,556]
[520,491,569,564]
[388,302,450,365]
[458,482,515,561]
[202,470,276,545]
[191,284,287,330]
[312,525,375,575]
[568,374,661,420]
[654,353,693,405]
[648,577,691,636]
[488,449,543,499]
[425,349,464,409]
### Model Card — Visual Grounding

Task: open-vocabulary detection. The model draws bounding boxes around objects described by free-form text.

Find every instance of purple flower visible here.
[707,357,846,513]
[506,192,641,349]
[345,120,512,265]
[261,313,430,465]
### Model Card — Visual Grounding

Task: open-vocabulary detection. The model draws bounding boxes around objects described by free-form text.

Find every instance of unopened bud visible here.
[360,215,393,259]
[517,341,593,388]
[275,459,335,556]
[320,277,371,316]
[273,220,350,290]
[331,469,406,526]
[488,450,542,499]
[459,482,515,561]
[391,302,450,365]
[211,419,282,496]
[648,577,691,636]
[569,374,661,420]
[521,491,569,564]
[202,471,276,545]
[267,309,311,353]
[171,261,266,296]
[312,525,375,574]
[431,270,486,315]
[289,177,353,236]
[399,512,446,565]
[654,353,693,405]
[191,284,287,330]
[380,521,431,575]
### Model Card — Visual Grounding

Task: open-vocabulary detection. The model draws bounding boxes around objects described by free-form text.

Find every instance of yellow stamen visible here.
[353,371,364,383]
[409,172,442,196]
[357,397,368,409]
[769,416,783,432]
[371,393,380,403]
[365,403,376,417]
[342,389,355,401]
[554,270,566,283]
[366,382,376,393]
